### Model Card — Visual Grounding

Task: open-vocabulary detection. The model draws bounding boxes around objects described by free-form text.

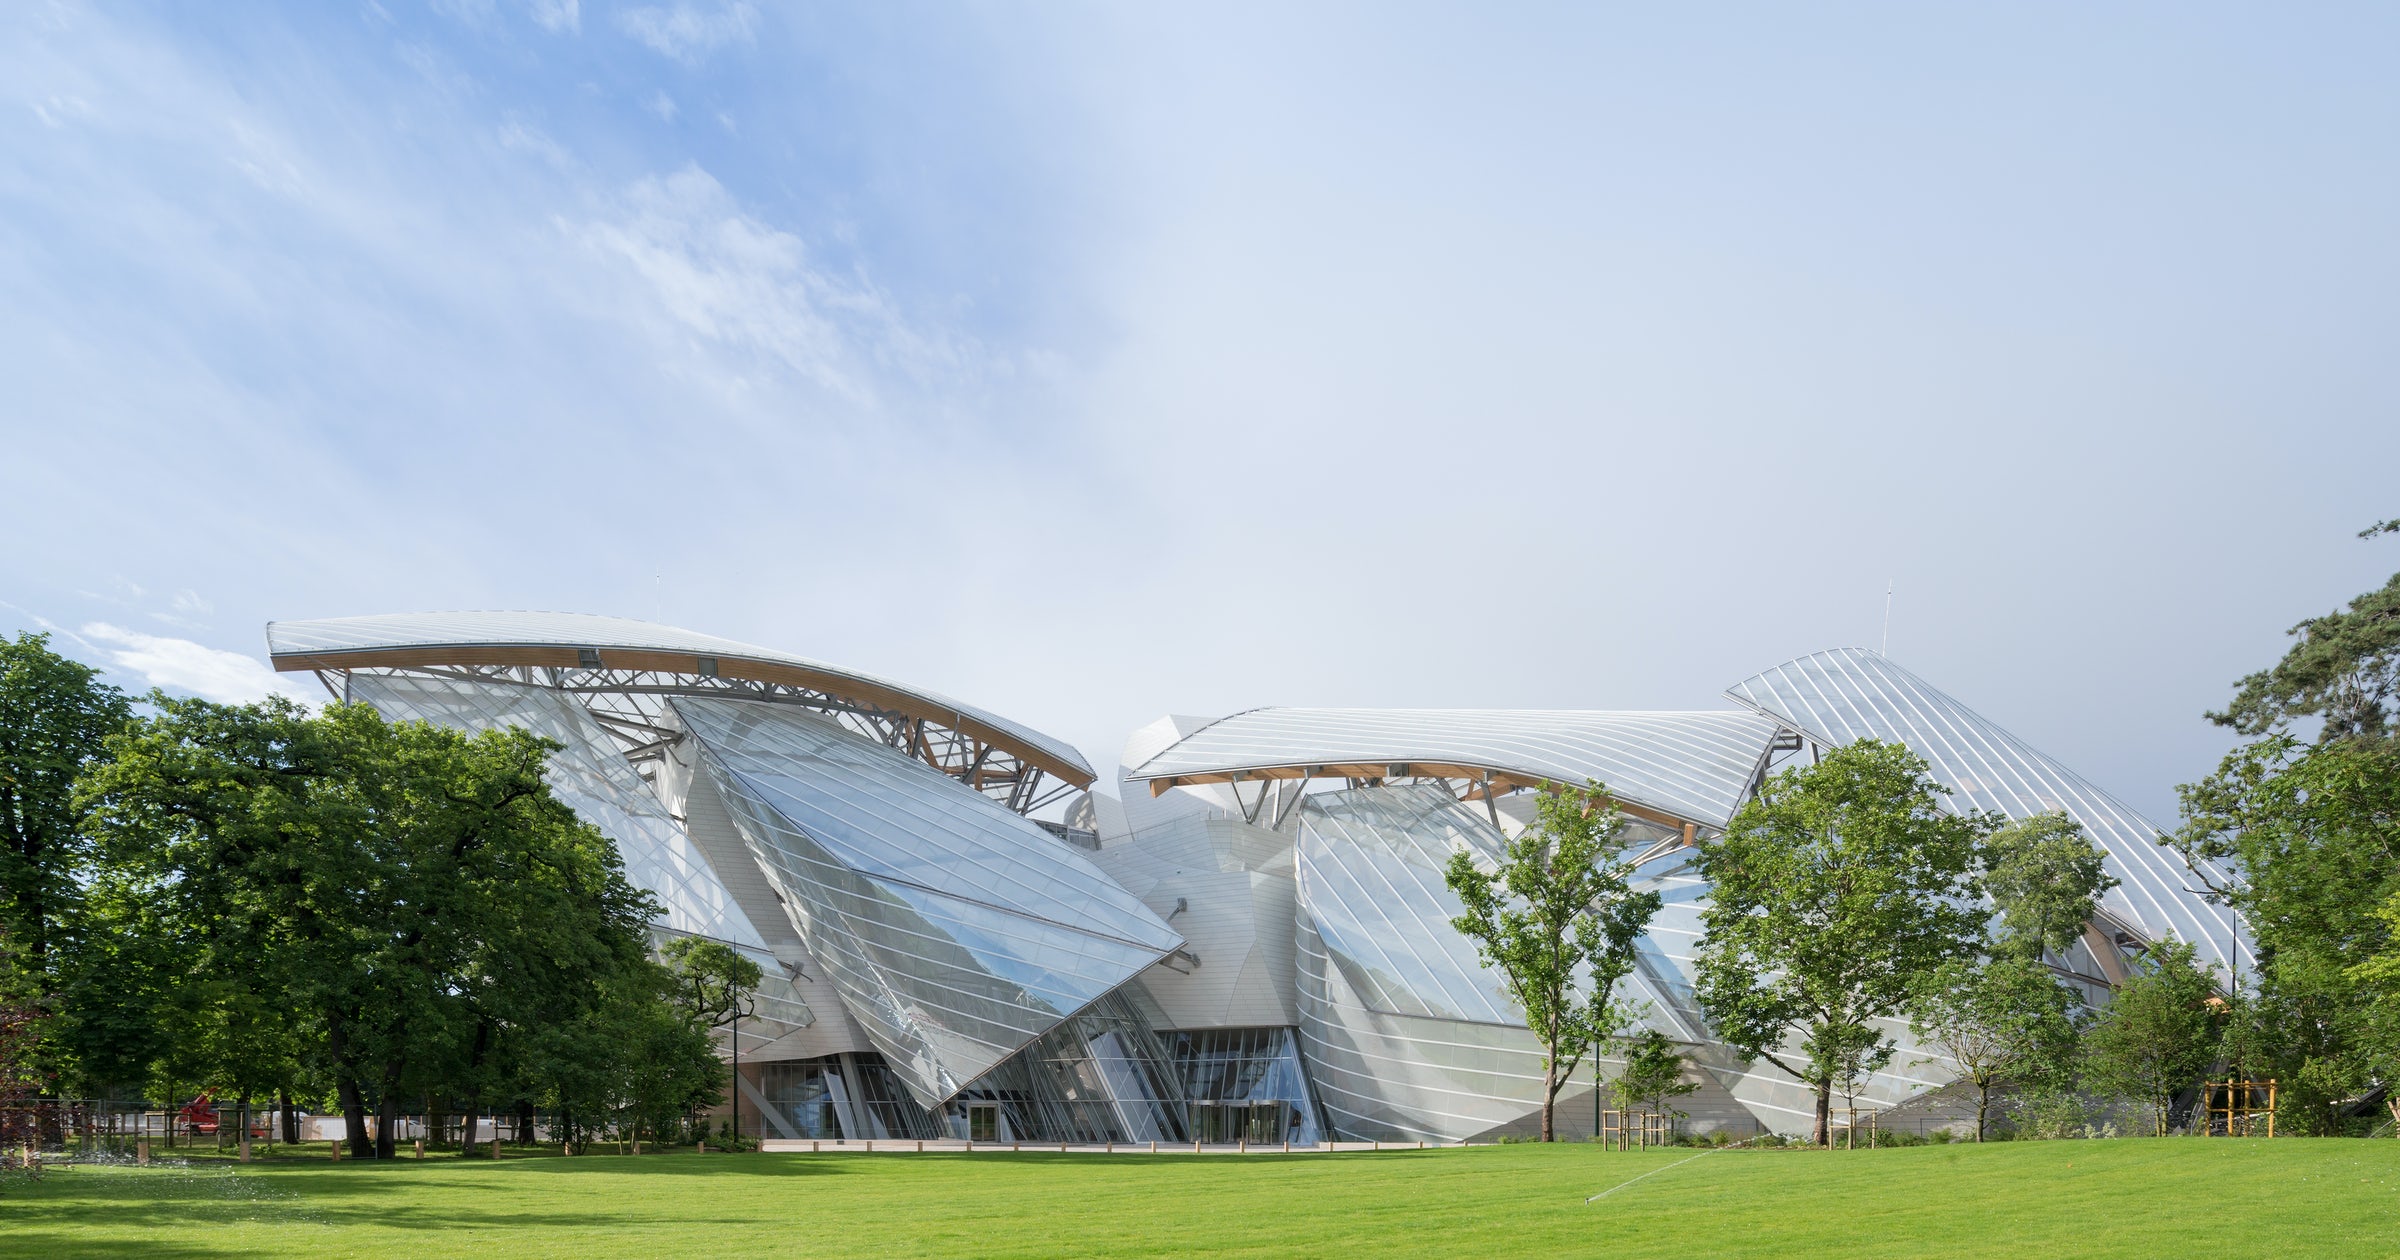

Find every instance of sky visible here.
[4,1,2396,824]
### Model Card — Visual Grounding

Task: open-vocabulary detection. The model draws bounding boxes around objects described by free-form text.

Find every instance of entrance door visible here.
[968,1104,1000,1143]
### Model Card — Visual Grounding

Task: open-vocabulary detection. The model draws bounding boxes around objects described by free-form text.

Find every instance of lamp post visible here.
[728,991,757,1146]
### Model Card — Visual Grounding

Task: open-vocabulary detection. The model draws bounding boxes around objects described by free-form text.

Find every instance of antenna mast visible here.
[1880,581,1894,656]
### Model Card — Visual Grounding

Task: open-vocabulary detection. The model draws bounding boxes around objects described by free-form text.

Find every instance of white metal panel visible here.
[1127,708,1780,827]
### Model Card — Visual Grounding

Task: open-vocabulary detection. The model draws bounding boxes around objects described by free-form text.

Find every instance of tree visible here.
[80,697,659,1158]
[0,937,45,1185]
[1692,739,1993,1147]
[1909,956,2081,1141]
[658,935,759,1140]
[0,633,130,970]
[661,936,763,1034]
[1610,1029,1699,1123]
[1983,813,2117,959]
[2165,731,2400,1132]
[2210,521,2400,740]
[1445,780,1661,1142]
[2082,940,2222,1135]
[2346,891,2400,1131]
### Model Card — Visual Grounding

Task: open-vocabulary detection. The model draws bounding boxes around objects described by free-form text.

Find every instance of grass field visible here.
[3,1139,2395,1259]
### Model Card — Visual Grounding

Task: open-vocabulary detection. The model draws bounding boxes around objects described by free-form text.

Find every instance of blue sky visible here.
[4,2,2396,822]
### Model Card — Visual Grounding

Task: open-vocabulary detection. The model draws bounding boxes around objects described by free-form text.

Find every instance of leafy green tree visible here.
[661,936,763,1033]
[1909,956,2081,1141]
[1984,813,2117,959]
[0,938,44,1190]
[2081,940,2222,1136]
[0,633,131,971]
[2159,523,2400,1133]
[2166,731,2400,1132]
[1610,1029,1699,1122]
[1692,739,1993,1147]
[658,935,759,1140]
[2346,891,2400,1132]
[81,697,658,1158]
[1445,780,1661,1142]
[2210,522,2400,740]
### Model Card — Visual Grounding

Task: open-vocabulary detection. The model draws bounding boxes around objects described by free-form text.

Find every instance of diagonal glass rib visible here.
[1724,648,2252,978]
[346,671,768,950]
[672,696,1183,1106]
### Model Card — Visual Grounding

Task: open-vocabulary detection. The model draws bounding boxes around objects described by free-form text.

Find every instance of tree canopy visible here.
[1909,955,2080,1141]
[2081,941,2222,1136]
[1692,739,1993,1146]
[1983,813,2116,959]
[77,696,684,1157]
[0,632,131,971]
[2210,524,2400,740]
[1445,780,1659,1142]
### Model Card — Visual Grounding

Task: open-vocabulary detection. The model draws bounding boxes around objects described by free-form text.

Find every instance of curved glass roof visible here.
[1125,708,1781,828]
[1725,648,2252,977]
[265,610,1093,784]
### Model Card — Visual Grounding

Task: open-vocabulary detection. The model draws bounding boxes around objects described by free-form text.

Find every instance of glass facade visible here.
[272,612,2242,1148]
[1293,784,1575,1142]
[672,696,1184,1108]
[1167,1027,1323,1145]
[944,992,1190,1143]
[751,994,1189,1143]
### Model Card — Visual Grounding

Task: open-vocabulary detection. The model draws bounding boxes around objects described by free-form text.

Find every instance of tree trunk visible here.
[1540,1059,1557,1143]
[1812,1083,1831,1148]
[280,1089,299,1146]
[374,1061,404,1160]
[461,1090,483,1157]
[327,1016,374,1160]
[336,1074,371,1160]
[1975,1083,1989,1142]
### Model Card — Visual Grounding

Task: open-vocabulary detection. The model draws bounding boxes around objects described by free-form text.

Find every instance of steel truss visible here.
[323,663,1075,816]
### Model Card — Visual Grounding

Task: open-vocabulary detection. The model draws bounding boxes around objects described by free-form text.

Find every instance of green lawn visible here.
[3,1140,2395,1259]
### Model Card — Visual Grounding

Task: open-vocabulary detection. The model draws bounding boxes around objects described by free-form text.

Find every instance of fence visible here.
[4,1100,594,1158]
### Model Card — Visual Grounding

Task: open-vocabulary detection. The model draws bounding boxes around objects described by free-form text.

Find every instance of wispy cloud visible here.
[618,1,755,65]
[81,623,316,706]
[568,164,954,403]
[527,0,580,34]
[644,89,678,122]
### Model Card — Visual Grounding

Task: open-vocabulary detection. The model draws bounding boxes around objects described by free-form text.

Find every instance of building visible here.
[268,614,2244,1143]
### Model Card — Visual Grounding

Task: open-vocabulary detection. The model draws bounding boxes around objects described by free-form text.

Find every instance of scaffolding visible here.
[2203,1079,2277,1137]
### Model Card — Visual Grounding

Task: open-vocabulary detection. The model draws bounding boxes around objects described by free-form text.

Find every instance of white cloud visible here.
[81,623,316,706]
[527,0,580,34]
[568,165,947,402]
[618,2,756,65]
[644,88,678,122]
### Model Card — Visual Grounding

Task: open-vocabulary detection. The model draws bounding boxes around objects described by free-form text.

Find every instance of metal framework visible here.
[308,661,1078,815]
[1186,763,1715,836]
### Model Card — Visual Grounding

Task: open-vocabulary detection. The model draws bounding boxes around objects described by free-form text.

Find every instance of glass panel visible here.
[673,696,1181,1108]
